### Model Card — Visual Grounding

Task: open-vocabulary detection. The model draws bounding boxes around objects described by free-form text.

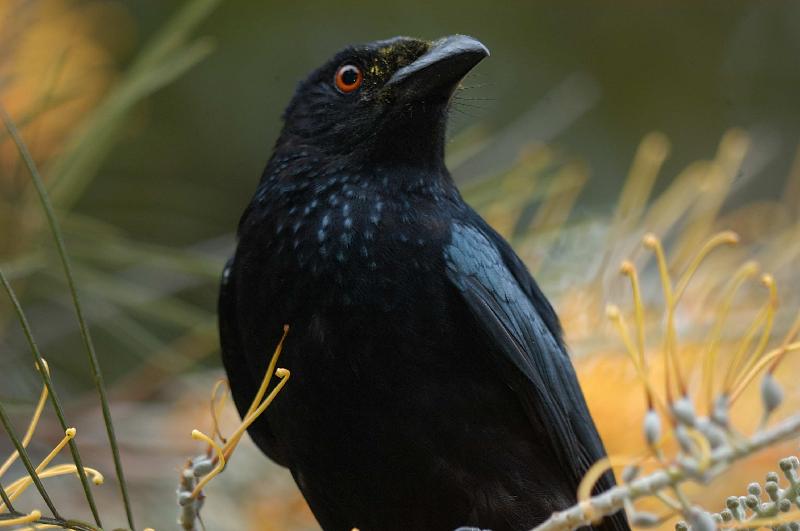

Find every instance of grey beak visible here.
[386,35,489,100]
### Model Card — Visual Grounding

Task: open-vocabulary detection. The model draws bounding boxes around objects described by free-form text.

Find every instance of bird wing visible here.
[218,257,289,467]
[445,221,627,530]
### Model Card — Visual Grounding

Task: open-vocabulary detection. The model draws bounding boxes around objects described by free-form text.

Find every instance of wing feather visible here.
[445,222,627,530]
[218,257,289,467]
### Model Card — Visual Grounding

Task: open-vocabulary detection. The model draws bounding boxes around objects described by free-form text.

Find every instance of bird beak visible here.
[386,35,489,102]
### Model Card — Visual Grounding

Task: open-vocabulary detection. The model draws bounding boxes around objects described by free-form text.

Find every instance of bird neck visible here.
[365,115,449,174]
[266,133,455,194]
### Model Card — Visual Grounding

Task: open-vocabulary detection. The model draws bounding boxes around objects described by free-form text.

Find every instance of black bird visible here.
[219,35,627,531]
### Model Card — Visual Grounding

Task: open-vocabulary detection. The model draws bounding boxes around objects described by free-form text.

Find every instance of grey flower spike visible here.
[672,397,696,427]
[711,394,730,426]
[744,494,759,509]
[622,464,640,483]
[178,491,194,507]
[765,480,780,501]
[747,482,762,496]
[725,496,740,510]
[761,373,784,415]
[719,509,733,522]
[696,417,725,448]
[644,409,661,446]
[675,425,694,455]
[631,512,661,527]
[726,496,746,520]
[686,506,716,531]
[675,521,689,531]
[192,458,214,477]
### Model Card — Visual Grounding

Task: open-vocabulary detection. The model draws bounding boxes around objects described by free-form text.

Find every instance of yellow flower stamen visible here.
[643,233,682,400]
[577,455,644,504]
[34,464,104,485]
[0,361,50,479]
[209,378,230,444]
[721,279,775,395]
[728,274,777,393]
[673,231,739,304]
[223,367,291,462]
[605,305,665,415]
[2,428,76,508]
[245,325,289,419]
[671,130,748,268]
[184,330,293,514]
[730,337,800,405]
[0,510,41,527]
[619,261,646,372]
[684,428,712,471]
[595,132,669,283]
[701,261,759,413]
[189,430,225,499]
[3,463,103,512]
[663,230,739,409]
[767,310,800,374]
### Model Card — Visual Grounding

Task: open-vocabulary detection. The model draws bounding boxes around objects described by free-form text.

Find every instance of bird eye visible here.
[334,64,363,93]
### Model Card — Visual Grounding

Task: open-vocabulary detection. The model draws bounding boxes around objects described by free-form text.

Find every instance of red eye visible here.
[335,64,363,93]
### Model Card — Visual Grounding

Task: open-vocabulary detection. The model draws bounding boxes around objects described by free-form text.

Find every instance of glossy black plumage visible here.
[219,35,628,531]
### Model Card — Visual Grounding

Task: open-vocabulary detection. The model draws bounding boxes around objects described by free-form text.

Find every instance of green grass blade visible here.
[48,0,222,209]
[0,268,103,526]
[0,402,61,519]
[48,38,215,209]
[67,263,212,328]
[0,106,135,530]
[129,0,220,76]
[0,481,17,514]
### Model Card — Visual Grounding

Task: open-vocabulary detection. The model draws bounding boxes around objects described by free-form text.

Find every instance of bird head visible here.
[276,35,489,172]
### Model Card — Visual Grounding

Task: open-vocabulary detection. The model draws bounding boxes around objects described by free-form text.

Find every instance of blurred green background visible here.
[95,1,800,244]
[1,1,800,529]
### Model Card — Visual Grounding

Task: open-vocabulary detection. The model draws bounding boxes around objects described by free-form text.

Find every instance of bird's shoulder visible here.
[443,210,563,342]
[442,211,616,492]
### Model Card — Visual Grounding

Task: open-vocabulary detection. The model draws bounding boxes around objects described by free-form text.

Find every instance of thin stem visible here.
[0,107,131,528]
[0,370,48,478]
[532,412,800,531]
[0,513,101,531]
[0,269,102,525]
[0,403,60,519]
[0,482,16,514]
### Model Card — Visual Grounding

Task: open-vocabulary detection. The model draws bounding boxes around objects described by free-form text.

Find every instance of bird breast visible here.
[249,173,451,311]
